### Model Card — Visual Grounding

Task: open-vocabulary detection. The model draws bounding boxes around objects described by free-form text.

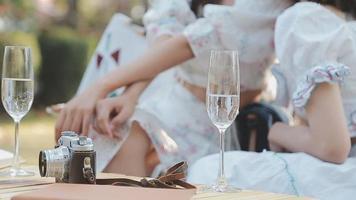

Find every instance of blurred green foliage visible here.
[0,0,36,32]
[38,26,89,105]
[0,32,41,74]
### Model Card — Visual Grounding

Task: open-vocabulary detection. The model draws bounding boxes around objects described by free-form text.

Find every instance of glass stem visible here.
[12,119,20,169]
[218,128,226,182]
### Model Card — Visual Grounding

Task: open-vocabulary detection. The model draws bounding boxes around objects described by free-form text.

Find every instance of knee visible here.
[145,147,160,175]
[121,122,150,154]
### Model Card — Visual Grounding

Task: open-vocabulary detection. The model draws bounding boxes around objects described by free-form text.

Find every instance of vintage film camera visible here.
[39,131,96,184]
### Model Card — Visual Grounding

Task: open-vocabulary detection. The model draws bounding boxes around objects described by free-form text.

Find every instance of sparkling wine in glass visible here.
[1,46,35,177]
[206,50,240,192]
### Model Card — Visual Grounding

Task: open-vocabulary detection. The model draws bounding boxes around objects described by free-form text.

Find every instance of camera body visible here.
[39,131,96,184]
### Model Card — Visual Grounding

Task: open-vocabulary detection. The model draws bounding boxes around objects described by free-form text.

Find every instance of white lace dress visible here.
[91,0,291,176]
[188,3,356,199]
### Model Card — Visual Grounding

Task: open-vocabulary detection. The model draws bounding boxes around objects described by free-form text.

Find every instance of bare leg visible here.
[145,146,160,176]
[104,122,151,177]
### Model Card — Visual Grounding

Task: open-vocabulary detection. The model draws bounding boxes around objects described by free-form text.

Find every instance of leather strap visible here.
[96,162,195,190]
[351,137,356,145]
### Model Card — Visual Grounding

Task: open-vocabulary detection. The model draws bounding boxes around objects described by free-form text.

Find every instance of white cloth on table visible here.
[0,149,13,168]
[187,151,356,200]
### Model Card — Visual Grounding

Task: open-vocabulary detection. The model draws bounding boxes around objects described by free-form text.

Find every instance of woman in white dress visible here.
[54,0,293,177]
[188,1,356,199]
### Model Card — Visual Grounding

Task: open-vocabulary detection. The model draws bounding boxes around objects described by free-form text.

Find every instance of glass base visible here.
[199,184,241,193]
[0,167,35,177]
[199,177,241,193]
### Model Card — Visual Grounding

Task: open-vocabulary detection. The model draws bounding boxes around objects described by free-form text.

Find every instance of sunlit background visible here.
[0,0,148,165]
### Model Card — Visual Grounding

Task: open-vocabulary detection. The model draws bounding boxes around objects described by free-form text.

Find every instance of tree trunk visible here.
[64,0,78,28]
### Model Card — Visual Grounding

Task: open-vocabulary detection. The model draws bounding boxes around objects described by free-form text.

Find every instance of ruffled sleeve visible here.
[292,64,350,107]
[143,0,196,42]
[183,0,292,61]
[275,2,352,109]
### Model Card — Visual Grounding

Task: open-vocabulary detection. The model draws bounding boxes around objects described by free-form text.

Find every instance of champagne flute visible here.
[1,46,35,177]
[206,50,240,192]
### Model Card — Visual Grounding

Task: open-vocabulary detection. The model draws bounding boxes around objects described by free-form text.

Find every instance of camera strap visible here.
[95,162,196,189]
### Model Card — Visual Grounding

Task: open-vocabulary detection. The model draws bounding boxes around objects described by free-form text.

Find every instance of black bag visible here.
[236,102,289,152]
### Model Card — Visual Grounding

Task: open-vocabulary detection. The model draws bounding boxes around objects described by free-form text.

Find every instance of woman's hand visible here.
[55,86,107,140]
[94,80,151,138]
[94,93,137,138]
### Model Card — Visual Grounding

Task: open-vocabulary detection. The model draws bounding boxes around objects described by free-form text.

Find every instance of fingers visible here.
[95,101,114,138]
[111,106,132,129]
[55,110,66,141]
[61,108,76,133]
[110,99,135,139]
[70,111,83,134]
[54,88,103,140]
[81,112,92,136]
[55,106,93,138]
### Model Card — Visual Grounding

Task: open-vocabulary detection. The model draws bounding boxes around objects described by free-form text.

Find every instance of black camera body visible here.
[39,131,96,184]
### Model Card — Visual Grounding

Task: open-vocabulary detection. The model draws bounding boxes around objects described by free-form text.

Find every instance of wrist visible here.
[123,87,141,100]
[96,79,113,98]
[123,81,149,100]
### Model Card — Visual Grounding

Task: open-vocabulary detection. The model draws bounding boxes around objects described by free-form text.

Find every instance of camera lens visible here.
[38,146,70,180]
[39,151,47,177]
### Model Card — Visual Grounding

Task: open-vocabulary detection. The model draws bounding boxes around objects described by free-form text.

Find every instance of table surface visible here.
[0,166,314,200]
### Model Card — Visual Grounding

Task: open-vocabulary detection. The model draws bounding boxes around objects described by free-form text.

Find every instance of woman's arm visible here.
[98,35,194,95]
[269,83,351,164]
